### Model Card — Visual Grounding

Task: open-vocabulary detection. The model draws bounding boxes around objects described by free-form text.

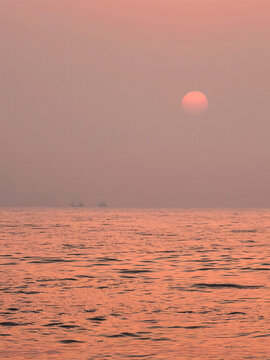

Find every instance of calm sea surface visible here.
[0,208,269,360]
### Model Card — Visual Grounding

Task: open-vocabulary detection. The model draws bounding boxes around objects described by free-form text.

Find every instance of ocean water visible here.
[0,208,269,360]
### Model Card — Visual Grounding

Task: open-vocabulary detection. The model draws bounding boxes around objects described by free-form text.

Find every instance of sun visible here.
[182,91,208,115]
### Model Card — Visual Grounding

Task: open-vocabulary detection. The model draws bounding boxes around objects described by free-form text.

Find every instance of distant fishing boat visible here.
[70,201,85,208]
[98,201,107,208]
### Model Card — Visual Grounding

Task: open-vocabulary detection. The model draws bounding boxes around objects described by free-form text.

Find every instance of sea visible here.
[0,208,269,360]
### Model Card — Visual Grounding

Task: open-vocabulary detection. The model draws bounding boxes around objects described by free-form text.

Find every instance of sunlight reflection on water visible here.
[0,208,269,359]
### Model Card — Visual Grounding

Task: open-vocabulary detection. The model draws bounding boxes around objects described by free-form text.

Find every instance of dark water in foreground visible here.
[0,209,269,360]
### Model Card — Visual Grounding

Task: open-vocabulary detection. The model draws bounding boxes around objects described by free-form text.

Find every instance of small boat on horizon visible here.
[98,201,107,208]
[70,201,85,208]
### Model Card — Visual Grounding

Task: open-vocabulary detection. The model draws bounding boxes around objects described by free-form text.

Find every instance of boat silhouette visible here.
[70,201,85,208]
[98,201,107,208]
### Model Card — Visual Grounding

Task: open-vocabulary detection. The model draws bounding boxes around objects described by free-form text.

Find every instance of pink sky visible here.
[0,0,269,207]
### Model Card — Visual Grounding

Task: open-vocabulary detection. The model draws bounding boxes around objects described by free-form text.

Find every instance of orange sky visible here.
[0,0,269,207]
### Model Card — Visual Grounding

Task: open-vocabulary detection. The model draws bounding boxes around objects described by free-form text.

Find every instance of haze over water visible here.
[0,208,269,359]
[1,0,270,208]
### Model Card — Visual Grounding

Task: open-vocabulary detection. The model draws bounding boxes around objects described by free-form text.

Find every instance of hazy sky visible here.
[0,0,269,207]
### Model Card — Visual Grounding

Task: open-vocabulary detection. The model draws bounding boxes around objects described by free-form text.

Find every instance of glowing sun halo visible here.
[182,91,208,115]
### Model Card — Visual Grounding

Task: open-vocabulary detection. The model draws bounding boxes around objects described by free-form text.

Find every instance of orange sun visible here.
[182,91,208,115]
